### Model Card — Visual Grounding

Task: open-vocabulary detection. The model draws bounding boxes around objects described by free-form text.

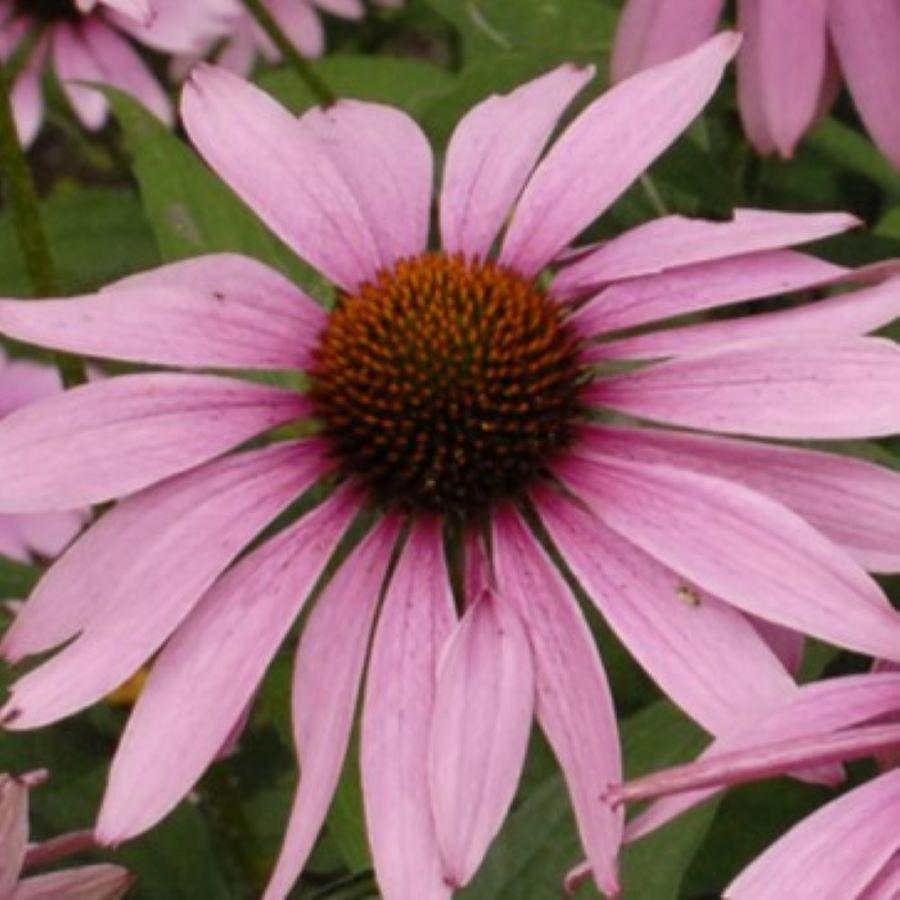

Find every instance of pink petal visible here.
[14,511,85,561]
[0,441,327,727]
[569,250,847,337]
[181,64,385,292]
[298,100,432,269]
[12,37,48,147]
[556,453,900,663]
[439,65,593,260]
[591,338,900,439]
[0,255,326,371]
[594,275,900,360]
[0,354,62,416]
[862,854,900,900]
[628,670,900,840]
[554,209,856,298]
[611,0,722,81]
[53,23,107,130]
[499,32,740,278]
[493,507,622,897]
[264,516,402,900]
[428,589,534,887]
[616,721,900,806]
[0,777,28,894]
[830,0,900,168]
[746,617,804,677]
[361,518,456,900]
[534,485,797,737]
[0,373,309,513]
[729,769,900,900]
[267,0,324,58]
[736,0,829,158]
[13,864,133,899]
[578,425,900,572]
[79,19,171,125]
[109,0,236,55]
[97,487,357,843]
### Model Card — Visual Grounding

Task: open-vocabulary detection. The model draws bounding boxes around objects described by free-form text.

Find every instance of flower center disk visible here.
[311,253,584,515]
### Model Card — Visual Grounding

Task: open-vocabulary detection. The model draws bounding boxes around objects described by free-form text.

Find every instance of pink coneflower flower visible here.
[0,0,235,145]
[0,33,900,898]
[195,0,400,76]
[0,769,132,899]
[0,349,84,563]
[612,0,900,166]
[601,670,900,899]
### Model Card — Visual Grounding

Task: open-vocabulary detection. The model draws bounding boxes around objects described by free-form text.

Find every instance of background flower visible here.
[612,0,900,165]
[0,0,235,144]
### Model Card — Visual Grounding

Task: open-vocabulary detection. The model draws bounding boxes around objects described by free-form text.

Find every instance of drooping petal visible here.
[736,0,829,158]
[729,769,900,900]
[611,0,723,81]
[361,518,456,900]
[0,255,326,371]
[52,23,107,130]
[428,590,534,887]
[81,19,171,125]
[267,0,325,58]
[298,100,433,268]
[578,426,900,573]
[11,37,48,147]
[0,441,328,727]
[590,338,900,439]
[13,864,133,900]
[0,373,309,513]
[534,485,797,737]
[556,453,900,662]
[493,507,622,897]
[627,670,900,839]
[500,32,740,277]
[109,0,236,55]
[97,487,357,844]
[554,209,856,297]
[0,777,28,894]
[862,853,900,900]
[615,721,900,806]
[593,275,900,361]
[830,0,900,169]
[569,250,846,336]
[264,516,402,900]
[181,64,385,291]
[439,65,593,259]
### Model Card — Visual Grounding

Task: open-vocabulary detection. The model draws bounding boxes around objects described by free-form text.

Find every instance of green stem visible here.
[244,0,336,107]
[0,57,86,388]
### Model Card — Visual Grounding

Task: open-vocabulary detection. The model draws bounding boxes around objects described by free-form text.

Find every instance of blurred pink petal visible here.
[14,863,132,899]
[611,0,722,81]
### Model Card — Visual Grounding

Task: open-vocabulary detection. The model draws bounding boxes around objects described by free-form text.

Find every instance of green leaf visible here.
[462,702,713,899]
[257,55,454,117]
[104,87,326,299]
[808,117,900,198]
[0,556,40,597]
[0,186,158,295]
[424,0,617,63]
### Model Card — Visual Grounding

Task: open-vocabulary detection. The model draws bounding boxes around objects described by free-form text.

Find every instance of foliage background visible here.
[1,1,899,897]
